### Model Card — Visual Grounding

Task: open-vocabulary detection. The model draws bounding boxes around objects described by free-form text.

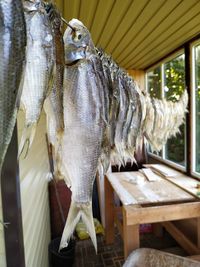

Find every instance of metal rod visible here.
[61,17,75,31]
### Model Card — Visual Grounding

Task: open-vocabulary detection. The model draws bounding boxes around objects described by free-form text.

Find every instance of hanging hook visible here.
[61,17,76,32]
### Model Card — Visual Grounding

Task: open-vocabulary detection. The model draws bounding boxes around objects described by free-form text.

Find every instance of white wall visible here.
[18,111,51,267]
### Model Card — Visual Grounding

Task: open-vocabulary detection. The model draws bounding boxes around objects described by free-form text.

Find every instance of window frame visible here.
[191,39,200,178]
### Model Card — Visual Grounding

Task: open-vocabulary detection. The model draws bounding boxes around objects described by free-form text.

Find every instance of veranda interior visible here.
[0,1,200,267]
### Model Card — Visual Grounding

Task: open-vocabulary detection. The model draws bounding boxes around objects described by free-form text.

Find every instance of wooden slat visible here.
[107,171,194,205]
[79,0,98,30]
[135,19,200,69]
[97,0,132,48]
[105,0,148,53]
[127,69,145,90]
[123,206,140,259]
[90,0,115,44]
[145,164,200,199]
[163,221,200,255]
[63,0,80,22]
[125,202,200,225]
[113,0,166,60]
[54,0,64,14]
[125,0,200,69]
[118,0,182,66]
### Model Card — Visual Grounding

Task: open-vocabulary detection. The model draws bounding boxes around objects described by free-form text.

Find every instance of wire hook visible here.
[61,17,76,32]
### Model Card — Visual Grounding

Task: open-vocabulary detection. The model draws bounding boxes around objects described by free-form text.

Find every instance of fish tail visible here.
[59,200,97,253]
[18,122,37,158]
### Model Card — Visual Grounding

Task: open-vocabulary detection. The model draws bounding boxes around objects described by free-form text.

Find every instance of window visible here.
[146,67,161,99]
[193,42,200,175]
[146,52,186,168]
[164,54,185,166]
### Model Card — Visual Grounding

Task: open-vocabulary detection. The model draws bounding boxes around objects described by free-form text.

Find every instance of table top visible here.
[106,168,197,206]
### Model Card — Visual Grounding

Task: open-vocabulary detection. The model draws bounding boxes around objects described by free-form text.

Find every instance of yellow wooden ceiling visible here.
[55,0,200,70]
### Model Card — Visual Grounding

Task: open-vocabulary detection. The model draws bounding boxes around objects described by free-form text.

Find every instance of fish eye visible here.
[77,34,82,40]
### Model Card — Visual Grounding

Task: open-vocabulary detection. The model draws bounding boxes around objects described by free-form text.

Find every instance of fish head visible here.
[63,19,95,65]
[23,0,42,12]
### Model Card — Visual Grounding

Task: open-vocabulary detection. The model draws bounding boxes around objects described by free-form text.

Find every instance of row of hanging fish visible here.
[59,19,188,252]
[0,0,188,253]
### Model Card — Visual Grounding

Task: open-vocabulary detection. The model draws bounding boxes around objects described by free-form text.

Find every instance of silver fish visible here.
[44,2,64,137]
[18,0,54,157]
[60,19,107,252]
[43,3,65,179]
[60,19,188,253]
[0,0,26,172]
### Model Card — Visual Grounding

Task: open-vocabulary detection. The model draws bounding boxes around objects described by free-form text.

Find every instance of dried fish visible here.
[18,0,54,157]
[59,19,188,253]
[43,2,65,179]
[0,0,26,172]
[60,19,107,252]
[44,2,64,138]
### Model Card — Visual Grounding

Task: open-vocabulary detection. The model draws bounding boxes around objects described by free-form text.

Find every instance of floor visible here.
[73,226,187,267]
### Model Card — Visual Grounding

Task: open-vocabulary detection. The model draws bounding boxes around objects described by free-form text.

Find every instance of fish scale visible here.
[61,54,106,252]
[18,0,54,157]
[0,0,26,172]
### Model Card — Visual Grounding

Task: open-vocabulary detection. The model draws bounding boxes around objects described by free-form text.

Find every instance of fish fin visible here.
[18,122,37,159]
[59,201,97,253]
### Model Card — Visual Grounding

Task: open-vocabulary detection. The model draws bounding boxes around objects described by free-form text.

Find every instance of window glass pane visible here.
[147,67,161,99]
[147,67,162,156]
[164,54,186,166]
[194,44,200,173]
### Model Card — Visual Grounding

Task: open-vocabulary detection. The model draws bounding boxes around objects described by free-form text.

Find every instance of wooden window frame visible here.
[145,34,200,179]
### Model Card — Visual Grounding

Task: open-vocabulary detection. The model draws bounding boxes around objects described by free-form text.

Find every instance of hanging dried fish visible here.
[0,0,26,172]
[18,0,54,157]
[59,19,188,253]
[43,2,65,179]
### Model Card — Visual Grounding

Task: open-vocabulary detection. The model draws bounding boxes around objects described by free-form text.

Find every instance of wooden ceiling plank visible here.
[133,18,200,69]
[90,0,115,44]
[105,0,149,54]
[63,0,80,21]
[95,0,116,45]
[123,0,199,69]
[112,0,165,60]
[96,0,132,48]
[79,0,98,31]
[119,0,182,66]
[54,0,64,15]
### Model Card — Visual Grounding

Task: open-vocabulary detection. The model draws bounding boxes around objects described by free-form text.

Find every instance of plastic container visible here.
[49,237,75,267]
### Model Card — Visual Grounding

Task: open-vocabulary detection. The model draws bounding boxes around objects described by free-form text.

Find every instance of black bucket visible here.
[49,237,76,267]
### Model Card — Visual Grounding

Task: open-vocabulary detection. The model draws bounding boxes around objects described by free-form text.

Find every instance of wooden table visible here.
[104,166,200,258]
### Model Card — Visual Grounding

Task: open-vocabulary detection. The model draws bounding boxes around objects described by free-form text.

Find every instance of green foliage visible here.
[164,54,185,166]
[147,54,186,166]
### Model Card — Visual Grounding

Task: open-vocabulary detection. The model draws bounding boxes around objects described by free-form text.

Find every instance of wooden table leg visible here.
[104,175,115,244]
[197,218,200,248]
[123,206,139,259]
